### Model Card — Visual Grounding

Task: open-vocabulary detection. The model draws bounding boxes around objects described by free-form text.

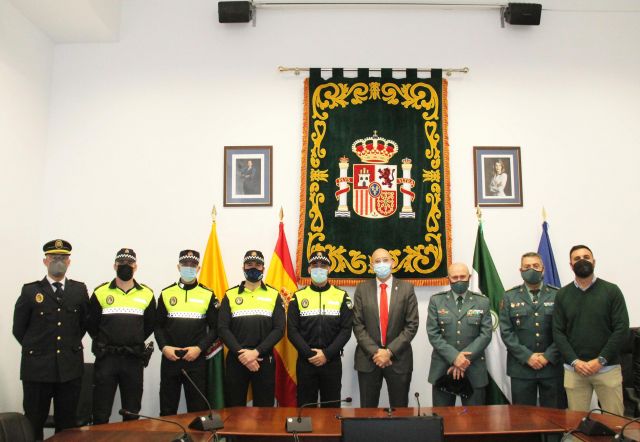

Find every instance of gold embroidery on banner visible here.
[307,81,443,276]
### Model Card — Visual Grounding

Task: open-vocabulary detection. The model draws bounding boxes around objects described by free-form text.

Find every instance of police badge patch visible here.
[235,297,243,305]
[170,296,178,306]
[106,295,114,305]
[35,293,44,303]
[301,298,309,308]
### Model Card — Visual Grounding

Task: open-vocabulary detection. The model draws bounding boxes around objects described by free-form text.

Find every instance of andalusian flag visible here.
[200,213,228,409]
[537,220,561,287]
[471,220,510,404]
[265,217,298,406]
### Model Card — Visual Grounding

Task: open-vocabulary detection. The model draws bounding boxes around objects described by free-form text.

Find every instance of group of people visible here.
[12,240,630,440]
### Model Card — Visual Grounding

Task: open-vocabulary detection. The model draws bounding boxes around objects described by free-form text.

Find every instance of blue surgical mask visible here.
[179,266,197,282]
[373,262,392,279]
[310,268,329,285]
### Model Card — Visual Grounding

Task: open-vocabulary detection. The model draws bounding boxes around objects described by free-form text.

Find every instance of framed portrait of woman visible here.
[473,146,522,207]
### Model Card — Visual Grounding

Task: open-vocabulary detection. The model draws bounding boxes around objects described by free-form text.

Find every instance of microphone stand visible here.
[577,408,624,437]
[181,368,224,431]
[286,397,353,433]
[414,392,422,417]
[119,409,193,442]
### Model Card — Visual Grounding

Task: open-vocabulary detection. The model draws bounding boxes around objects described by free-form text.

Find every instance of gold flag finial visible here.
[542,207,547,222]
[279,207,284,222]
[476,205,482,221]
[211,205,217,223]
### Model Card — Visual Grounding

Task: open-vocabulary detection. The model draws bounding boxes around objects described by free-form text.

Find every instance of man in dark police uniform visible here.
[13,239,89,441]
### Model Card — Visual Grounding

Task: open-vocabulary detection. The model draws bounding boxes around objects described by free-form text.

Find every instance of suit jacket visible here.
[13,277,89,383]
[426,290,492,388]
[499,284,563,379]
[353,278,419,374]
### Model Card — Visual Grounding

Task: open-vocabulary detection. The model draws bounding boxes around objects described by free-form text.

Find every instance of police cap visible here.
[43,239,72,255]
[309,251,330,266]
[179,249,200,264]
[243,250,264,265]
[115,248,137,263]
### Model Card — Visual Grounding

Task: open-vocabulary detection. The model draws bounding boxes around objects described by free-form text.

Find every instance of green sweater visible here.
[552,278,629,365]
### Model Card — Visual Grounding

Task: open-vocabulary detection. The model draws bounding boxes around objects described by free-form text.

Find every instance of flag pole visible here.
[279,206,283,222]
[542,206,547,222]
[212,205,217,222]
[476,205,482,221]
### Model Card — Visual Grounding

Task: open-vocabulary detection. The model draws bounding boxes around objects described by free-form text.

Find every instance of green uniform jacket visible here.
[499,284,563,379]
[426,290,492,388]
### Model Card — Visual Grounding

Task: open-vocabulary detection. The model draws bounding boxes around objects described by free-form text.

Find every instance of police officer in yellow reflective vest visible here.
[287,251,353,406]
[218,250,285,407]
[155,250,219,416]
[88,248,156,424]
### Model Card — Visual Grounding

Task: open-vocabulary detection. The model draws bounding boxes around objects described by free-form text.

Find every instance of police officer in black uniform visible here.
[88,248,156,424]
[12,239,89,441]
[218,250,285,407]
[287,251,353,407]
[155,250,219,416]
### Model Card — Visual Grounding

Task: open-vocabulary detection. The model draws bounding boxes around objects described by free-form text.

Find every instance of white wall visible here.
[0,0,53,413]
[3,0,640,417]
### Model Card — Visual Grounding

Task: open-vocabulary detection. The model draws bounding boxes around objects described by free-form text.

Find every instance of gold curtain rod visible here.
[277,66,469,77]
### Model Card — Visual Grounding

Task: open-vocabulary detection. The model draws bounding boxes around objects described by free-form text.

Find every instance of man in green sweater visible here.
[552,245,629,414]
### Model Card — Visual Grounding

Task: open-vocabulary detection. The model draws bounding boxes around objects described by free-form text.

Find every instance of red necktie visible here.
[380,283,388,346]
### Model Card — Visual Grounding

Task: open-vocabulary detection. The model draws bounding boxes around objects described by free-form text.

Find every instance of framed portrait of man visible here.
[224,146,272,206]
[473,146,522,207]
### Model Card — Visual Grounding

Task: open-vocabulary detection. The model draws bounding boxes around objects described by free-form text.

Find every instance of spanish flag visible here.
[200,214,228,409]
[265,218,298,406]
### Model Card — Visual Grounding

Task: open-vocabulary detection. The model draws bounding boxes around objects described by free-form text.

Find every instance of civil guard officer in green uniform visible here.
[500,252,566,408]
[155,249,219,416]
[427,262,492,406]
[218,250,285,407]
[287,251,353,406]
[88,248,156,424]
[13,239,89,441]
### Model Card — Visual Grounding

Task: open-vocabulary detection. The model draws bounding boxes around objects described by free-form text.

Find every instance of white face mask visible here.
[373,262,392,279]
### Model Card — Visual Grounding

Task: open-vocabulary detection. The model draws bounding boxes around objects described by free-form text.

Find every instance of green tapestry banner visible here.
[296,68,451,286]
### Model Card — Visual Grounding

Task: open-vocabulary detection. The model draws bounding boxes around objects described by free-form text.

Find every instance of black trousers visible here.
[511,376,567,408]
[224,353,275,407]
[432,385,486,406]
[357,366,412,408]
[160,356,208,416]
[22,377,81,441]
[92,354,143,424]
[296,357,342,407]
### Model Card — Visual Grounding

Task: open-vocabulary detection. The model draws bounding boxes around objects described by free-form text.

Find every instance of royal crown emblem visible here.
[335,131,416,219]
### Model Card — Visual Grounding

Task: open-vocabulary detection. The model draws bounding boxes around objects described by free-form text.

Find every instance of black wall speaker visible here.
[219,1,253,23]
[504,3,542,25]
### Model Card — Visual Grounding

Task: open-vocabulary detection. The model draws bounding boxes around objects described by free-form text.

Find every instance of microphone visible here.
[180,368,224,431]
[576,408,618,436]
[414,392,422,417]
[118,409,193,442]
[286,397,352,433]
[613,416,640,442]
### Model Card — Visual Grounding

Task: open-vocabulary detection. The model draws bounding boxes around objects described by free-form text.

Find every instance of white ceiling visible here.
[8,0,122,43]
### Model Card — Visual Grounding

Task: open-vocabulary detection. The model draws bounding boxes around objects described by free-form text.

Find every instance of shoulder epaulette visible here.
[24,280,40,287]
[432,291,449,297]
[161,282,177,292]
[198,282,214,293]
[93,281,110,292]
[226,285,240,293]
[471,290,487,298]
[546,284,559,290]
[140,283,154,292]
[506,285,522,292]
[264,283,277,291]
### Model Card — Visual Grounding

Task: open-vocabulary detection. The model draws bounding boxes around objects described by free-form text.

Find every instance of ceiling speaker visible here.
[219,1,253,23]
[504,3,542,25]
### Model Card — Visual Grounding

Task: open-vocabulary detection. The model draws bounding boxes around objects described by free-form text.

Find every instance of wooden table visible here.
[45,405,640,441]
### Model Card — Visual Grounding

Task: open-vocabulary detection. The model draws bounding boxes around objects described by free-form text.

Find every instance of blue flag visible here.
[537,221,561,287]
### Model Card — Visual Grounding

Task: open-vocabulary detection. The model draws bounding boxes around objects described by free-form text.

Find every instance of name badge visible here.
[544,302,554,307]
[133,298,148,304]
[189,298,204,304]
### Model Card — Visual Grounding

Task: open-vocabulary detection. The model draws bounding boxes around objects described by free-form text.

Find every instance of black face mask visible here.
[244,268,263,283]
[572,259,594,278]
[117,264,134,281]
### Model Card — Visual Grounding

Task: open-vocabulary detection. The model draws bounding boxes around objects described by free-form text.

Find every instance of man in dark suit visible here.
[353,248,419,407]
[13,239,89,441]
